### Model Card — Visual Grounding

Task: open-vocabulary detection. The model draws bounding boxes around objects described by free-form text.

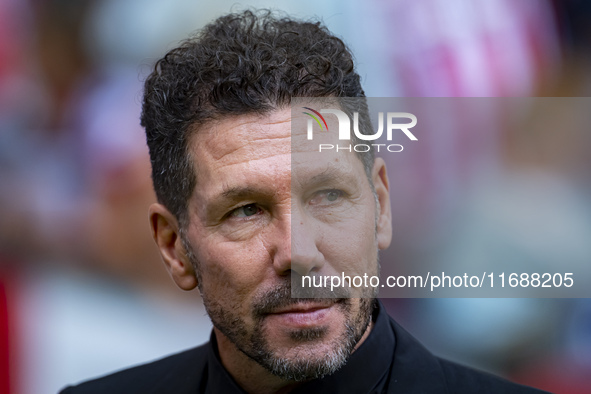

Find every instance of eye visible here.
[309,189,344,206]
[326,190,341,202]
[229,203,262,218]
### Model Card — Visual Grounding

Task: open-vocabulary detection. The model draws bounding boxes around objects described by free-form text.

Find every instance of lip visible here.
[270,301,335,315]
[265,302,336,328]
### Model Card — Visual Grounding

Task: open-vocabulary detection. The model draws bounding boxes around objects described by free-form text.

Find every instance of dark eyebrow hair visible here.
[214,165,361,204]
[199,185,274,222]
[218,185,271,201]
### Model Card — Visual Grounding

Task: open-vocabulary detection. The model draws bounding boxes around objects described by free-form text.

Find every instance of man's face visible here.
[180,107,390,381]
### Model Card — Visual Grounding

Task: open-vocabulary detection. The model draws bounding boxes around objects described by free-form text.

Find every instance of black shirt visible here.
[60,301,551,393]
[203,300,395,393]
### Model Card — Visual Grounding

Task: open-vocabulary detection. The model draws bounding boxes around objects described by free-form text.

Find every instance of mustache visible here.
[252,280,350,318]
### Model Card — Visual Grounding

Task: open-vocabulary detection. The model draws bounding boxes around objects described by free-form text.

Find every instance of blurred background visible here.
[0,0,590,393]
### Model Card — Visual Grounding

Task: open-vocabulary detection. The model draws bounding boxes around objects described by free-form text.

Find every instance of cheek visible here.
[196,235,272,305]
[319,205,377,274]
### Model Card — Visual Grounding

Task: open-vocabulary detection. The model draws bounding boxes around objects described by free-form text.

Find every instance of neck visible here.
[214,320,374,394]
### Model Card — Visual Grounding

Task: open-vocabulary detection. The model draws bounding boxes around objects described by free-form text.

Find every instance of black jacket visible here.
[60,302,550,393]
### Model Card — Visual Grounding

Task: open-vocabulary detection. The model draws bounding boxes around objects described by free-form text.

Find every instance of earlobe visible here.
[372,158,393,250]
[149,203,198,291]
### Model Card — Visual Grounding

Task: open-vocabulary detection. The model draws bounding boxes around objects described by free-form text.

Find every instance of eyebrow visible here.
[202,185,275,221]
[219,186,270,201]
[209,165,360,206]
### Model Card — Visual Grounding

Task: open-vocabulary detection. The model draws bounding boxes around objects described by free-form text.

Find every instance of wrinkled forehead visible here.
[186,107,370,214]
[188,106,354,163]
[190,110,290,165]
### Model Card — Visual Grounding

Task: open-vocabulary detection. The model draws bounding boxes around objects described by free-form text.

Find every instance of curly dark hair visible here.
[141,9,372,226]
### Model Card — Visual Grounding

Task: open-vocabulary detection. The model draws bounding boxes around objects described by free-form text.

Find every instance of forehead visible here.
[187,108,367,190]
[190,110,292,165]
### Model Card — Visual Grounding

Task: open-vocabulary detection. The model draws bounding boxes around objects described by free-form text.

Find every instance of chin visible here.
[256,326,357,382]
[249,306,367,382]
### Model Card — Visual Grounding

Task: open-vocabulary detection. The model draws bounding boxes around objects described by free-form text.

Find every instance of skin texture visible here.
[149,107,392,394]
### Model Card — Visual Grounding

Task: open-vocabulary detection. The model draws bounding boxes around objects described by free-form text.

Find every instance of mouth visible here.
[265,301,338,328]
[271,300,335,314]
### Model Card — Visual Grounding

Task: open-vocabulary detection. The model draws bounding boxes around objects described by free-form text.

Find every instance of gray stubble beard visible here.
[180,228,376,382]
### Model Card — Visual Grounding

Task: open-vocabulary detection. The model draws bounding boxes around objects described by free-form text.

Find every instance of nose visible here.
[272,206,324,277]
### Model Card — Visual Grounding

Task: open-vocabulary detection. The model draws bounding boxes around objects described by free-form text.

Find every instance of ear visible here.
[149,203,198,290]
[372,158,392,250]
